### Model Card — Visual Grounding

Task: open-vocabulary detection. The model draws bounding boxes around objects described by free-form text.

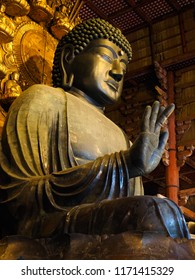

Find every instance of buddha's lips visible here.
[106,80,119,91]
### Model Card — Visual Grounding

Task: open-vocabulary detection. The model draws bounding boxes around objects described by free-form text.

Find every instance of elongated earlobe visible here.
[60,44,75,90]
[62,73,74,90]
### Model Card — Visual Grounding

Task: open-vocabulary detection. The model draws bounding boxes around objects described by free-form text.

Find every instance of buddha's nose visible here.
[109,59,123,82]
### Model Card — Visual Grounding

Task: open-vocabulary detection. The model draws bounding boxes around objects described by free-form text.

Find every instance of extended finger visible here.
[155,105,166,134]
[158,105,165,118]
[150,101,160,132]
[141,105,151,132]
[157,129,169,155]
[155,103,175,133]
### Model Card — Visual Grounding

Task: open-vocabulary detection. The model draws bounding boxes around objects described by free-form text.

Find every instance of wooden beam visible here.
[186,157,195,169]
[162,51,195,70]
[148,24,155,63]
[108,7,132,20]
[86,1,110,22]
[179,188,195,197]
[180,206,195,221]
[166,0,180,11]
[125,51,195,83]
[177,102,195,122]
[128,0,151,23]
[144,169,195,183]
[180,170,195,176]
[108,0,151,20]
[179,174,193,185]
[179,13,187,53]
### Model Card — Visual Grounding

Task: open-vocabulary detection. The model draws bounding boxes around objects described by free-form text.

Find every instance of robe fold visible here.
[0,84,190,240]
[0,85,142,237]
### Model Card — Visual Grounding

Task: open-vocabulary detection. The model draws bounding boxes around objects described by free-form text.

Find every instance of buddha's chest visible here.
[67,93,129,163]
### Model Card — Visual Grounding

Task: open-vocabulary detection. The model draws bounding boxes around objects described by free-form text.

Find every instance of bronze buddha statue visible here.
[0,18,194,259]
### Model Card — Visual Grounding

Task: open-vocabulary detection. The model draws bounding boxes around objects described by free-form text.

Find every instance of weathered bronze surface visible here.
[0,18,195,260]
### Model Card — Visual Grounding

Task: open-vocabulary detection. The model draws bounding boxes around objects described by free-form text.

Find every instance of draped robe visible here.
[0,84,190,240]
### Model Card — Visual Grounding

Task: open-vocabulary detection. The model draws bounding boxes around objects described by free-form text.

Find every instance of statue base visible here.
[0,232,195,260]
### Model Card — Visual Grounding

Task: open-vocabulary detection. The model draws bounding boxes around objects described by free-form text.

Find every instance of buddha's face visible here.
[70,39,128,106]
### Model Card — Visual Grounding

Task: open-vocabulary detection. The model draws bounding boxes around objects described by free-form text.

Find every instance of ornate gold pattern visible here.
[4,0,30,17]
[51,0,83,40]
[0,4,16,44]
[0,71,22,107]
[12,21,57,87]
[29,0,54,23]
[0,0,84,118]
[0,63,8,79]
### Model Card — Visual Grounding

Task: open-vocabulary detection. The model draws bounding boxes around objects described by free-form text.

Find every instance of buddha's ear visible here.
[60,44,75,90]
[61,44,75,65]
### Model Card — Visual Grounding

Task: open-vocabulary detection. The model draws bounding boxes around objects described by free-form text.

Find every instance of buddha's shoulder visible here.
[9,84,66,110]
[22,84,66,100]
[9,85,68,113]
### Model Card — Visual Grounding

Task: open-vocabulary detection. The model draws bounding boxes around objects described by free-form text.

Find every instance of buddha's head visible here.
[52,18,132,106]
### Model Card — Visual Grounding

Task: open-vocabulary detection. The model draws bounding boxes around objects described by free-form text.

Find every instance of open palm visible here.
[127,101,175,177]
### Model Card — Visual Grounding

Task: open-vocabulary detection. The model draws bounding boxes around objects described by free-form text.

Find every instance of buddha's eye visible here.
[100,53,113,64]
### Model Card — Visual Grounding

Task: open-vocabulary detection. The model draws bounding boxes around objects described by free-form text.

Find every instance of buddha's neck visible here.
[68,87,105,113]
